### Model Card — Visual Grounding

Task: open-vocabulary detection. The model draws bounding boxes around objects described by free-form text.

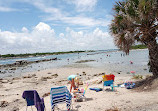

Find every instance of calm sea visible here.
[0,49,150,78]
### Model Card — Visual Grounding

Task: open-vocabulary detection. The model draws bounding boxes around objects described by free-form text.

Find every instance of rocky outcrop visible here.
[0,57,58,70]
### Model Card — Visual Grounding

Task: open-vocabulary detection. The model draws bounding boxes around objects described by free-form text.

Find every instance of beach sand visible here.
[0,67,158,111]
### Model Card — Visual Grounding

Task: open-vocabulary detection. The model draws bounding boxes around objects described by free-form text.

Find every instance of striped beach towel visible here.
[50,86,72,111]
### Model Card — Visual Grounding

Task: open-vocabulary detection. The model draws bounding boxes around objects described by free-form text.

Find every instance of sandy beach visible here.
[0,65,158,111]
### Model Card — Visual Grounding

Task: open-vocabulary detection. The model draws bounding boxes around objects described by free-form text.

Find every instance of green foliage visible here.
[110,0,158,54]
[131,44,147,49]
[0,50,88,58]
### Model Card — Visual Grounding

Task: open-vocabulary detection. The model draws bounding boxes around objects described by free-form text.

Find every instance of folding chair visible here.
[50,86,72,111]
[103,80,114,91]
[102,74,115,91]
[22,90,45,111]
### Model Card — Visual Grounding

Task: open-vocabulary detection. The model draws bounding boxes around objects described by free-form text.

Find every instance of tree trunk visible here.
[147,39,158,77]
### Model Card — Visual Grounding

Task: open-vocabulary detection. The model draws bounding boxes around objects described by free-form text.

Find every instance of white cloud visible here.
[0,22,115,54]
[65,0,98,12]
[34,22,51,31]
[59,33,64,37]
[22,27,29,33]
[45,16,111,27]
[0,6,17,12]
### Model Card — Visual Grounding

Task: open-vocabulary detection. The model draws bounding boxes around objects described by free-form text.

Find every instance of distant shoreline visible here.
[0,50,94,60]
[0,45,147,60]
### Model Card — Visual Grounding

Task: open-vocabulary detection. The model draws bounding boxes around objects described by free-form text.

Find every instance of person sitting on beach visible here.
[67,75,79,93]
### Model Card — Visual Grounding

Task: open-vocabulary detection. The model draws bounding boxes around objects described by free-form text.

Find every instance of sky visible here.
[0,0,118,54]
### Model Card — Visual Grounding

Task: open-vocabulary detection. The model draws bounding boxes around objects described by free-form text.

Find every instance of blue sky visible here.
[0,0,118,54]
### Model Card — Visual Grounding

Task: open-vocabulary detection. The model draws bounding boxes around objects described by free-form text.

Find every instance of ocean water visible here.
[0,49,150,78]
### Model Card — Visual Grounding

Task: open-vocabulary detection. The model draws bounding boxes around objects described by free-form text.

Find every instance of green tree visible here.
[110,0,158,77]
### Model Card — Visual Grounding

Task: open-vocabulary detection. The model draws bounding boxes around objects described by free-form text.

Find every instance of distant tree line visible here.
[0,50,94,58]
[131,44,147,49]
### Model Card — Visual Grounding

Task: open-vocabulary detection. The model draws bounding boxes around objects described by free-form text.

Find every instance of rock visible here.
[75,60,95,63]
[143,68,147,70]
[12,77,20,80]
[40,76,52,81]
[41,77,47,81]
[97,80,102,84]
[102,73,105,75]
[42,92,50,97]
[93,74,98,76]
[23,74,36,79]
[9,82,13,84]
[75,105,81,109]
[83,73,86,75]
[1,79,8,83]
[0,101,9,107]
[98,73,102,76]
[41,76,53,81]
[22,75,31,78]
[47,72,52,74]
[13,99,19,102]
[51,74,58,77]
[57,80,62,83]
[10,68,16,70]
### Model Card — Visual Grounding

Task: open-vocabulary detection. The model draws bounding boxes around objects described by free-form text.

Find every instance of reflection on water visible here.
[0,49,150,78]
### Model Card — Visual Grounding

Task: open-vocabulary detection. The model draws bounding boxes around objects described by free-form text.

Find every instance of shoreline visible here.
[0,49,150,79]
[0,51,91,60]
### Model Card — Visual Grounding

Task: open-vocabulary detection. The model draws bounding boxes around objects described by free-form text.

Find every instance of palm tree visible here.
[110,0,158,77]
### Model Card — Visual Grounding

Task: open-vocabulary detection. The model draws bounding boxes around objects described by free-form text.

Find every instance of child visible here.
[67,75,79,93]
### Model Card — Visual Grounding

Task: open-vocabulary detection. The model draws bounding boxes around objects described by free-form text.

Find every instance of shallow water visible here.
[0,49,150,78]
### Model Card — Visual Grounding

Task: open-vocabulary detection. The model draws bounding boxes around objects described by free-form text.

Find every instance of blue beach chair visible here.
[103,80,114,91]
[50,86,72,111]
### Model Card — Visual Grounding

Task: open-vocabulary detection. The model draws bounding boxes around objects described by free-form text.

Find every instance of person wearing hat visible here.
[67,75,79,93]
